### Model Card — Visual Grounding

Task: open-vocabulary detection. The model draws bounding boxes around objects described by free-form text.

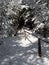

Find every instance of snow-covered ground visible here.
[0,30,49,65]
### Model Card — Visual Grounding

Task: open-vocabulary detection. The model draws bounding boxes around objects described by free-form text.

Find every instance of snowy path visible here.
[0,31,49,65]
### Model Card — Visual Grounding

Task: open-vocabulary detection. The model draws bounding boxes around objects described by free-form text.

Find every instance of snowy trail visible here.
[0,30,49,65]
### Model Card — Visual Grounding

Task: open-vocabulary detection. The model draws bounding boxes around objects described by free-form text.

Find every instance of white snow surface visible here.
[0,29,49,65]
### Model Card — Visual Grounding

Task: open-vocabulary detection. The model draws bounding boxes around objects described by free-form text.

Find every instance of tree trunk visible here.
[43,27,46,38]
[24,30,26,40]
[38,37,42,57]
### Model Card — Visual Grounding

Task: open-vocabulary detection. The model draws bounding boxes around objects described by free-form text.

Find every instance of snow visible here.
[21,5,29,9]
[0,30,49,65]
[0,0,49,64]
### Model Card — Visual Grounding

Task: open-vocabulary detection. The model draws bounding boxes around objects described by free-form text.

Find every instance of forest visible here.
[0,0,49,65]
